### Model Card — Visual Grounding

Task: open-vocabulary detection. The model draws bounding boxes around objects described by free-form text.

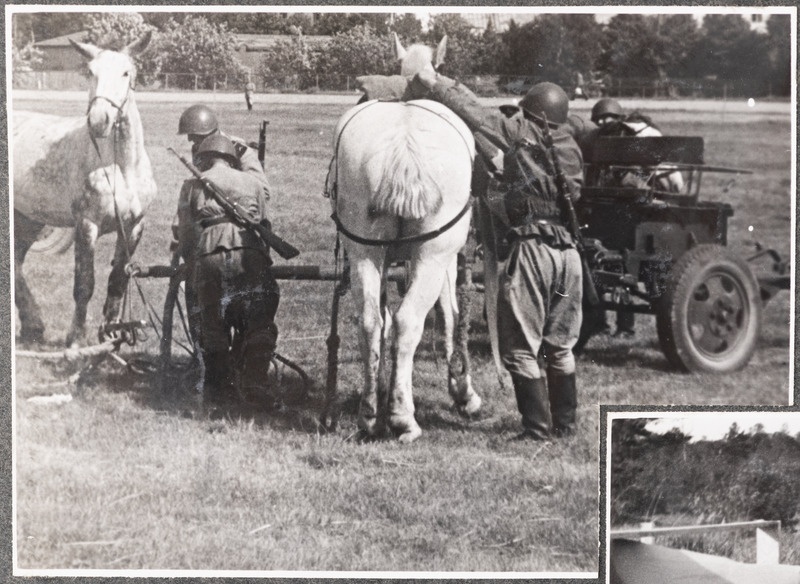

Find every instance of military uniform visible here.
[176,163,280,408]
[245,81,255,111]
[415,76,583,439]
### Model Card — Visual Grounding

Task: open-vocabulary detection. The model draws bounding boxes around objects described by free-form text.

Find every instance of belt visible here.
[507,217,564,229]
[198,215,233,229]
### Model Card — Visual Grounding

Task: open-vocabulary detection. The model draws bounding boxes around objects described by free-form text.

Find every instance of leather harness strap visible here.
[330,198,472,247]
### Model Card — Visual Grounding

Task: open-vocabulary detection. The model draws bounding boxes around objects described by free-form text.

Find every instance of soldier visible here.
[587,98,685,193]
[580,99,684,337]
[174,134,280,416]
[174,104,272,352]
[573,71,589,101]
[177,104,270,198]
[410,72,583,441]
[244,80,256,111]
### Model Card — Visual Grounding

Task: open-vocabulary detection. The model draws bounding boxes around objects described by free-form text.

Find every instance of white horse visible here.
[330,37,481,442]
[13,33,157,347]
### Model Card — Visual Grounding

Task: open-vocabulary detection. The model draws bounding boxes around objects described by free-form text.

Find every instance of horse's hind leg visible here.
[388,259,449,443]
[14,211,46,343]
[350,253,386,438]
[67,218,99,347]
[440,257,481,416]
[102,218,144,333]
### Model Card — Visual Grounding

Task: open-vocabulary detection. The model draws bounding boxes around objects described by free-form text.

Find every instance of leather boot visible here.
[511,375,552,441]
[202,351,238,416]
[546,370,578,438]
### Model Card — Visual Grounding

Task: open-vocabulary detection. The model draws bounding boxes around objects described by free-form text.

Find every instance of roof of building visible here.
[34,30,88,48]
[34,30,331,51]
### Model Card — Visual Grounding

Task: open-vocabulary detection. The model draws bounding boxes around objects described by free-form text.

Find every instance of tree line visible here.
[611,419,800,528]
[12,11,792,96]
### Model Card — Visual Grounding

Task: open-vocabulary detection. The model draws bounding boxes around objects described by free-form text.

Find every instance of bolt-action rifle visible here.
[257,120,269,171]
[169,147,300,260]
[539,117,601,307]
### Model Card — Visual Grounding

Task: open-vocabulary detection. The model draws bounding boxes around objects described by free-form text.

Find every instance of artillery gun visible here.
[574,136,789,373]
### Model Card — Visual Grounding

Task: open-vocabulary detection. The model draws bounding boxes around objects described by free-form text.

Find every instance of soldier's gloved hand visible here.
[409,69,438,99]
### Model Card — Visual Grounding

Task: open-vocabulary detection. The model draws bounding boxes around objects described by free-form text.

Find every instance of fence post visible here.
[194,74,198,91]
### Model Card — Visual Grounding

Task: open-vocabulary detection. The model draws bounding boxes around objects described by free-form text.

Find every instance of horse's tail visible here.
[371,124,443,220]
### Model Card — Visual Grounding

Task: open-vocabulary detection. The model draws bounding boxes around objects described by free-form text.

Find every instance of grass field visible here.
[12,97,793,574]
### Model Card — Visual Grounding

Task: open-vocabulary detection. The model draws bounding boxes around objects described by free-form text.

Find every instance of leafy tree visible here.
[258,32,318,90]
[392,13,423,43]
[500,15,602,86]
[657,15,701,78]
[317,25,394,77]
[84,12,158,83]
[314,13,391,36]
[426,14,475,42]
[12,42,44,72]
[767,14,791,95]
[85,12,154,50]
[156,16,246,89]
[601,14,666,79]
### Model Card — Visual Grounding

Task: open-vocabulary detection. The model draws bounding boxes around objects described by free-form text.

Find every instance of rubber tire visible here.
[656,244,761,373]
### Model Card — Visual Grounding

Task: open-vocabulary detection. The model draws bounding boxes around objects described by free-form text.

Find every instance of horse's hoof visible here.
[456,394,482,418]
[389,416,422,443]
[396,426,422,444]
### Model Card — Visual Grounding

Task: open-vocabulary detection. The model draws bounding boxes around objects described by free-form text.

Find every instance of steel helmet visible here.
[518,82,569,126]
[195,134,238,166]
[178,104,219,136]
[591,98,623,124]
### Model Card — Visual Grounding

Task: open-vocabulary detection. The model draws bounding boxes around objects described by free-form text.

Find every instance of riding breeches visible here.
[497,239,582,379]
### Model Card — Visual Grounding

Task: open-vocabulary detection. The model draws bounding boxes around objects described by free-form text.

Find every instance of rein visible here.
[327,99,474,247]
[86,85,134,263]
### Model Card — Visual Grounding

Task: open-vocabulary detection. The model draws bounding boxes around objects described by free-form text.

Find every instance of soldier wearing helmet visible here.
[178,104,270,199]
[577,98,684,338]
[410,72,583,442]
[174,133,280,417]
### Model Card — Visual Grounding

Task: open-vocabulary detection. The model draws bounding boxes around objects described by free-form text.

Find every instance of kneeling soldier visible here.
[175,134,280,415]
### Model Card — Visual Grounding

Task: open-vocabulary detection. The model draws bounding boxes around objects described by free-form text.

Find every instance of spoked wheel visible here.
[656,244,761,373]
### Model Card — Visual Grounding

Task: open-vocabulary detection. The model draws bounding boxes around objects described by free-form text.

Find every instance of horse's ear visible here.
[393,32,407,61]
[69,38,103,61]
[434,35,447,71]
[123,30,153,57]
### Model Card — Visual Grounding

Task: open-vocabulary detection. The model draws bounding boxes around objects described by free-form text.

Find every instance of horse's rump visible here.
[334,100,474,226]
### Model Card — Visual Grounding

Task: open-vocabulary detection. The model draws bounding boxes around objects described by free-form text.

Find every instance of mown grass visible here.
[12,99,792,573]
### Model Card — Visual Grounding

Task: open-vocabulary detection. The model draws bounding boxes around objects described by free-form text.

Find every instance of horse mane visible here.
[370,119,443,220]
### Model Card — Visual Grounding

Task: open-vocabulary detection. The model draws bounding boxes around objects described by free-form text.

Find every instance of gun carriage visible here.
[574,136,789,373]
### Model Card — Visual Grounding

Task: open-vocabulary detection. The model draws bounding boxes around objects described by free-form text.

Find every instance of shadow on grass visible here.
[577,336,673,372]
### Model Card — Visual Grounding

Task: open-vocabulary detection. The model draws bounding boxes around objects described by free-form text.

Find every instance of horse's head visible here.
[70,32,152,138]
[393,33,447,78]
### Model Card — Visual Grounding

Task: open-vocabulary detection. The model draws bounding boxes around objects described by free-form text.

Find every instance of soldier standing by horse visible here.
[410,72,585,441]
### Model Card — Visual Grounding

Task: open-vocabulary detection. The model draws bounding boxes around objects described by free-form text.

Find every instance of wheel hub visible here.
[689,274,746,354]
